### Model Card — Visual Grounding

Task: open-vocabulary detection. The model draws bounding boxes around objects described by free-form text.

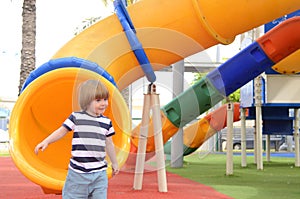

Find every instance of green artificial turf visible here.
[0,151,9,156]
[0,144,9,156]
[167,153,300,199]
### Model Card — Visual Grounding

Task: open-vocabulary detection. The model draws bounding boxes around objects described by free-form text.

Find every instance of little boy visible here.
[35,79,119,199]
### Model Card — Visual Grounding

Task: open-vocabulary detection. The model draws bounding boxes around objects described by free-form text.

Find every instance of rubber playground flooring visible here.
[0,157,232,199]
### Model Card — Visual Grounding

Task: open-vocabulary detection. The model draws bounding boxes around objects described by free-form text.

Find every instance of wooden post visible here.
[266,135,271,162]
[255,76,263,170]
[133,84,168,192]
[240,108,247,167]
[151,84,168,192]
[226,102,234,175]
[133,91,151,190]
[294,108,300,167]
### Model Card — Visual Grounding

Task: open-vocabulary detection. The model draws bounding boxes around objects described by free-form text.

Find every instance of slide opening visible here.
[9,68,131,193]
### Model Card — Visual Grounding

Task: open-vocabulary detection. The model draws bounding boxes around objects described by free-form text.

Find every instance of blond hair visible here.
[78,79,109,111]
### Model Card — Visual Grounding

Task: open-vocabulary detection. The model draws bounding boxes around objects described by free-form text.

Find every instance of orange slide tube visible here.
[183,103,241,151]
[130,103,241,156]
[9,0,300,194]
[53,0,300,90]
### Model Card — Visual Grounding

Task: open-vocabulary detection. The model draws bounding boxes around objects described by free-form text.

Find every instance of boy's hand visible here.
[112,163,119,176]
[34,142,48,154]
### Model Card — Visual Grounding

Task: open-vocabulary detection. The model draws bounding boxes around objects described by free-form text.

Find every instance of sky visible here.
[0,0,243,103]
[0,0,22,100]
[0,0,114,100]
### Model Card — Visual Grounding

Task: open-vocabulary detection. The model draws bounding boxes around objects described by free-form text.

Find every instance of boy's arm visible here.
[106,136,119,175]
[34,126,69,154]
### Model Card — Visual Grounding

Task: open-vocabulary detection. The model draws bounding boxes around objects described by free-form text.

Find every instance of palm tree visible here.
[18,1,136,95]
[19,0,36,95]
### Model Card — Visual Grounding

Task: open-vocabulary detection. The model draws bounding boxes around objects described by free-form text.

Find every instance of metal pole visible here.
[171,60,184,168]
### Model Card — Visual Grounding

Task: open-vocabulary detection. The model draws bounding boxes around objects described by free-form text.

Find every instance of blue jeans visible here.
[62,168,108,199]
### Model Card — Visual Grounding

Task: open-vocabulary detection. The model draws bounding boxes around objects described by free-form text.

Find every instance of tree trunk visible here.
[19,0,36,95]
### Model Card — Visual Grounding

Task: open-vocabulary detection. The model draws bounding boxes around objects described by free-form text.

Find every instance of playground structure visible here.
[238,10,300,170]
[8,0,300,194]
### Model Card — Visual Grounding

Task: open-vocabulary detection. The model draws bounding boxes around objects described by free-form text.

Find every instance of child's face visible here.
[86,98,108,116]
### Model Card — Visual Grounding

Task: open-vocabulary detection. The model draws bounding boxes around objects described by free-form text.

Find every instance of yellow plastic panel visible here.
[272,50,300,74]
[53,0,300,90]
[9,68,131,193]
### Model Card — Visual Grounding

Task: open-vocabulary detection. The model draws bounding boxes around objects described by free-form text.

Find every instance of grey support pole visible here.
[171,60,184,168]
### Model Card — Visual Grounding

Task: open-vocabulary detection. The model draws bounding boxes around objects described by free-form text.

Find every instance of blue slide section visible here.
[206,42,274,96]
[114,0,156,83]
[21,57,116,92]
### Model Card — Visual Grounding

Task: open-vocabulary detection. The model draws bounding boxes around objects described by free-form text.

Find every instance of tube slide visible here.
[9,0,300,194]
[9,65,131,194]
[52,0,300,90]
[162,103,241,156]
[131,16,300,154]
[182,103,241,155]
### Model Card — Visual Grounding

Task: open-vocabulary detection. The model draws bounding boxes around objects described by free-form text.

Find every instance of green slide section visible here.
[162,77,224,128]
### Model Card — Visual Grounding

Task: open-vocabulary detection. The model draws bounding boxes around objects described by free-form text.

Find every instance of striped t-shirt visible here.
[63,111,115,173]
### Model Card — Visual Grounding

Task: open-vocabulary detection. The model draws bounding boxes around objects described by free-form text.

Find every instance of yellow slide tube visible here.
[9,0,300,194]
[272,50,300,74]
[9,68,131,193]
[53,0,300,90]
